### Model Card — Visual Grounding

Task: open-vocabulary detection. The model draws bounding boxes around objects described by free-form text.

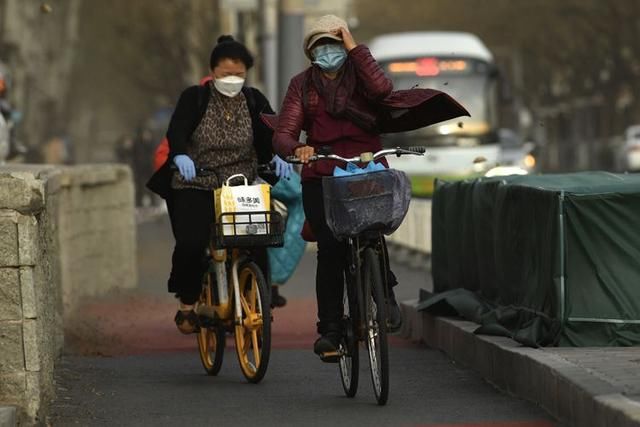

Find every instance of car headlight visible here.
[523,154,536,169]
[484,166,528,177]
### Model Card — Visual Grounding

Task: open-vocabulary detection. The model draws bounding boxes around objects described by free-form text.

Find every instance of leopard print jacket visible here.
[171,83,257,190]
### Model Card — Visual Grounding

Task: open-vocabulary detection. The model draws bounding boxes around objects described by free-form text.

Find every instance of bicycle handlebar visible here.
[284,146,426,164]
[170,163,275,177]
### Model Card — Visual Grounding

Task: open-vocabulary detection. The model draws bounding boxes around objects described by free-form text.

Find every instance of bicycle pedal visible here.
[386,319,403,335]
[199,316,220,328]
[386,330,400,337]
[196,305,217,319]
[319,351,341,363]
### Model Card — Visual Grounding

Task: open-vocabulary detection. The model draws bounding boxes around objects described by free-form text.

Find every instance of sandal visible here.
[174,309,200,334]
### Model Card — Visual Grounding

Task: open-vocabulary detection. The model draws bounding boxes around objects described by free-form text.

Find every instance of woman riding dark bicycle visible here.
[273,15,469,358]
[147,35,291,334]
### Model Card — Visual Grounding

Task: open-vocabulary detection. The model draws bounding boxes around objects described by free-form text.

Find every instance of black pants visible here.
[302,180,397,335]
[166,188,269,305]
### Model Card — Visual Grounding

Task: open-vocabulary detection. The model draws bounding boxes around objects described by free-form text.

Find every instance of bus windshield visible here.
[380,57,497,147]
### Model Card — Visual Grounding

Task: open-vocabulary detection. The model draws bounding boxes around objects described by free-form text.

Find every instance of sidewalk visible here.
[400,299,640,427]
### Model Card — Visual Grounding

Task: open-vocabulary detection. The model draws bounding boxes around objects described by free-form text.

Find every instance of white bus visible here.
[369,31,535,196]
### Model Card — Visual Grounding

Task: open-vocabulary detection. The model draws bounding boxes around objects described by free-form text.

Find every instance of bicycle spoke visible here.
[248,277,257,312]
[368,298,382,392]
[243,331,256,372]
[339,278,359,397]
[368,325,381,391]
[240,293,251,316]
[238,280,260,374]
[251,330,261,366]
[363,247,389,405]
[234,261,271,383]
[236,328,245,351]
[197,273,225,376]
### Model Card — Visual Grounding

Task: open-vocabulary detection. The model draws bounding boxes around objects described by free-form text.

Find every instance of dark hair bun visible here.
[210,34,254,70]
[217,35,235,44]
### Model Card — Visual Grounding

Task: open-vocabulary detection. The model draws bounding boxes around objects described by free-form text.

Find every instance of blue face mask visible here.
[312,44,347,72]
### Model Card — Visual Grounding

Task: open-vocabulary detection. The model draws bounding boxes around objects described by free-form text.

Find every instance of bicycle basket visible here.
[321,168,411,239]
[214,210,284,248]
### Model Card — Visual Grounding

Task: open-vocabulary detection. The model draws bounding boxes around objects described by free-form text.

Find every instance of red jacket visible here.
[274,45,392,159]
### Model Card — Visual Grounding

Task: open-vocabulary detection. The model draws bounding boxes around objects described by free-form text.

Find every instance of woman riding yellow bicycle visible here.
[147,35,291,334]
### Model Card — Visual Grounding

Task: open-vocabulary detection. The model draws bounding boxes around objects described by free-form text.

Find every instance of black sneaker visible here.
[387,288,403,333]
[271,286,287,308]
[313,331,342,362]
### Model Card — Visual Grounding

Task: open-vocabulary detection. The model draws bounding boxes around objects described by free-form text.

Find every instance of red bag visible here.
[153,137,170,172]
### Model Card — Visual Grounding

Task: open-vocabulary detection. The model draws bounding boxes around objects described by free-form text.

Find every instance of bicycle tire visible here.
[197,271,225,375]
[363,247,389,405]
[339,280,359,397]
[234,260,271,383]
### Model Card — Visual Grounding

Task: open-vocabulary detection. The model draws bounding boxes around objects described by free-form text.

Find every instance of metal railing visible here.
[386,198,432,254]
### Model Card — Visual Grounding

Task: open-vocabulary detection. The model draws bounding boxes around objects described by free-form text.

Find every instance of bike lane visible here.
[48,216,556,426]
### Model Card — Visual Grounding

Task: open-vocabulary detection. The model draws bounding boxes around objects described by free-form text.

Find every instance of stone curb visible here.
[400,299,640,427]
[0,406,16,427]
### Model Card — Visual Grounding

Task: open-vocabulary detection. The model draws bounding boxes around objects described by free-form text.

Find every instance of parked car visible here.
[621,124,640,172]
[497,128,537,172]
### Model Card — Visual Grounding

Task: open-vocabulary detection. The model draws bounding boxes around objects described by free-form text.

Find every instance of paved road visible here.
[49,215,557,426]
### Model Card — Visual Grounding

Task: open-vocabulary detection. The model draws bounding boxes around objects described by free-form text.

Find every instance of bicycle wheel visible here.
[363,247,389,405]
[197,271,225,375]
[339,281,359,397]
[234,260,271,383]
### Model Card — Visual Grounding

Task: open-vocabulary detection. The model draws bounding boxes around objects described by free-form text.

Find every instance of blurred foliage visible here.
[68,0,219,134]
[7,0,638,167]
[355,0,640,134]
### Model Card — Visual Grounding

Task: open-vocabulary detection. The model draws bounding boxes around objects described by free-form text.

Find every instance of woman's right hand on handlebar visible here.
[294,146,315,164]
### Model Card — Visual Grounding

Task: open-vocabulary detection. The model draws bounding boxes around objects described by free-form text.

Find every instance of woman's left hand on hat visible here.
[334,27,356,51]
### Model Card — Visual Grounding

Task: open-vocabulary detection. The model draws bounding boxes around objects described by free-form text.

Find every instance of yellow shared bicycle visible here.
[196,171,284,383]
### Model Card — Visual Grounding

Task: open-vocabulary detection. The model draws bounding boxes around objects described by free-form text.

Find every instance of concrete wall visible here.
[0,164,136,424]
[56,165,137,310]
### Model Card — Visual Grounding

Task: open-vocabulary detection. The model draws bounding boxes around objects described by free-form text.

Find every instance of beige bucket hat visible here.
[303,14,349,60]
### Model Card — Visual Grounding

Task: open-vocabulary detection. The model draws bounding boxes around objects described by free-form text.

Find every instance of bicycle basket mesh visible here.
[321,169,411,238]
[214,210,284,248]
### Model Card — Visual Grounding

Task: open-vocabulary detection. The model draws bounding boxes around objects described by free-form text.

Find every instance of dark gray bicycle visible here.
[287,146,425,405]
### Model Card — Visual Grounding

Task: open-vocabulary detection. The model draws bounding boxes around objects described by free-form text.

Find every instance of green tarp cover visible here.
[422,172,640,346]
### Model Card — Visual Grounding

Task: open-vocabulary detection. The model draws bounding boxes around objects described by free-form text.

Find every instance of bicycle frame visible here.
[284,145,422,341]
[207,247,258,327]
[285,145,423,403]
[194,167,279,382]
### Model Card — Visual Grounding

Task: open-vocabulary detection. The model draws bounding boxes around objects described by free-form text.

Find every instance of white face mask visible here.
[214,75,245,97]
